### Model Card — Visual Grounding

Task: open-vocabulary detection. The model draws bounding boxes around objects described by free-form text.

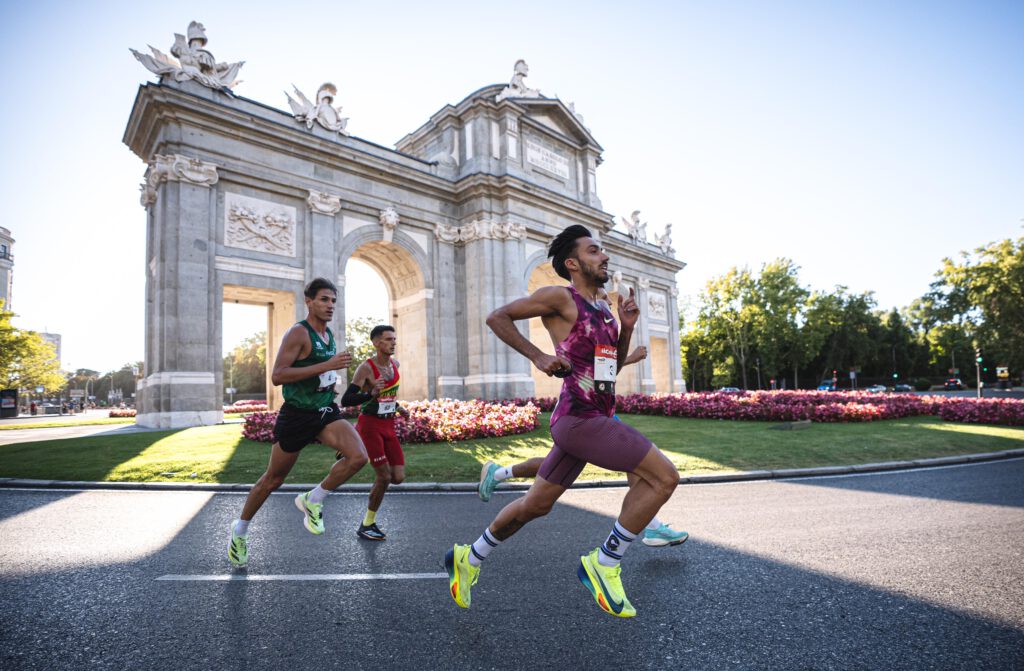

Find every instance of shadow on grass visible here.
[0,430,181,482]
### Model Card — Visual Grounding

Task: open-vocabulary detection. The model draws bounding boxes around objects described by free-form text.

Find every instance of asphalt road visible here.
[1,460,1022,670]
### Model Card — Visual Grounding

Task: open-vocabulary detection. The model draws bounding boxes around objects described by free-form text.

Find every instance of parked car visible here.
[944,378,964,391]
[864,384,887,393]
[716,387,741,394]
[894,383,913,392]
[817,381,837,391]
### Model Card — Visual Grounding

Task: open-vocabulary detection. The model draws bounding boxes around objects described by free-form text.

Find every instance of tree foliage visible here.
[344,317,380,377]
[927,236,1024,373]
[678,235,1023,391]
[223,332,266,395]
[0,301,65,393]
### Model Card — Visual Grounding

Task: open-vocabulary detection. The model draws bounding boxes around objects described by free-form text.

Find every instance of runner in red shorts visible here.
[341,325,409,541]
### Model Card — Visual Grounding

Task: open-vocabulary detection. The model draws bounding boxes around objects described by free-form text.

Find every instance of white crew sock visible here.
[494,466,514,482]
[308,484,329,504]
[598,520,636,567]
[232,519,250,536]
[468,528,500,567]
[646,517,663,531]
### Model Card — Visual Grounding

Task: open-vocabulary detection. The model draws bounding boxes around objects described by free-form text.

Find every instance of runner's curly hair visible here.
[548,225,594,281]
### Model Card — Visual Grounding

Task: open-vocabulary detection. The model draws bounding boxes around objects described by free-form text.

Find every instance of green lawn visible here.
[0,414,1021,485]
[0,417,137,430]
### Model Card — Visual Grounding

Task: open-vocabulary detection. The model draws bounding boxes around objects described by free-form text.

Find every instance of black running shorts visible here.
[272,402,345,453]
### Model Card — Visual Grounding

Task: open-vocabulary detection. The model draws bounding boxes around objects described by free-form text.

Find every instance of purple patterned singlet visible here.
[550,285,619,427]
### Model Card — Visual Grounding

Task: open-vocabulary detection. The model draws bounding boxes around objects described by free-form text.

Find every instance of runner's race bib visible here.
[594,344,617,394]
[377,399,397,416]
[317,369,338,393]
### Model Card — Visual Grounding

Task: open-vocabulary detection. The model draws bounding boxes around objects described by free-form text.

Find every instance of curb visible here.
[1,448,1022,493]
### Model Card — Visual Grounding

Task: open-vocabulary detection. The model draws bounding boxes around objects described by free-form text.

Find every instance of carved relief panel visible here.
[224,192,297,257]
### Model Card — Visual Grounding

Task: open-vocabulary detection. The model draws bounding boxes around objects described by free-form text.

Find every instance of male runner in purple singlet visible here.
[445,225,681,618]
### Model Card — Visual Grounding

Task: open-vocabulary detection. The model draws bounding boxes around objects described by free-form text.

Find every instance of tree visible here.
[344,317,379,377]
[697,268,756,388]
[0,301,65,394]
[803,288,877,385]
[223,332,266,395]
[928,235,1024,374]
[748,259,808,388]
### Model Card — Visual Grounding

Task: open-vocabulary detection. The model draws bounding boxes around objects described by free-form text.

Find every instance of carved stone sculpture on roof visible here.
[131,21,244,90]
[495,60,542,102]
[621,210,648,244]
[567,102,588,129]
[654,223,675,255]
[286,83,350,135]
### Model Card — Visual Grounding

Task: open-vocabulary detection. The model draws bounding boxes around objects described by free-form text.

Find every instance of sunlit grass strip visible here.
[103,426,246,482]
[0,418,137,431]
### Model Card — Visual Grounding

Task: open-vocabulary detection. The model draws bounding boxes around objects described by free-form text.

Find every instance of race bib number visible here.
[377,399,397,415]
[317,369,338,393]
[594,344,617,394]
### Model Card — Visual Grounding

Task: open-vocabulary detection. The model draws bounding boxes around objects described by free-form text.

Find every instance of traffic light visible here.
[975,348,983,364]
[892,373,898,379]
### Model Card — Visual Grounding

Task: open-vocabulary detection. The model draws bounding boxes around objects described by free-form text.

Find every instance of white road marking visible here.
[156,572,448,582]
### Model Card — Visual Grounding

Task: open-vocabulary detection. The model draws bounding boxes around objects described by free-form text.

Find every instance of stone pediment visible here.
[512,98,602,150]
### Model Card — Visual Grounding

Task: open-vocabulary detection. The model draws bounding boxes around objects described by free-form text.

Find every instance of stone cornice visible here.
[434,219,526,245]
[124,84,451,196]
[140,153,219,207]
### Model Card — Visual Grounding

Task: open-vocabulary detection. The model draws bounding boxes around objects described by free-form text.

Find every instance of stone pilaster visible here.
[138,155,222,428]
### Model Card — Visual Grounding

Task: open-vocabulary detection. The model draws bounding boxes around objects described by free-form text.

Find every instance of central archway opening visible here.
[344,242,428,400]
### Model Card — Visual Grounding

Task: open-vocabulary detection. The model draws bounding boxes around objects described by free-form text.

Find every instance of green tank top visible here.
[282,321,338,410]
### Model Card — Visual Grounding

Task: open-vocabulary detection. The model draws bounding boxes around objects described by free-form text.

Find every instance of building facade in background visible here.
[0,226,13,311]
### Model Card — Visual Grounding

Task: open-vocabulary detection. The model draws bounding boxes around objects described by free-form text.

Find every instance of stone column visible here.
[670,285,685,392]
[137,154,222,428]
[460,220,534,400]
[637,277,656,394]
[432,224,464,399]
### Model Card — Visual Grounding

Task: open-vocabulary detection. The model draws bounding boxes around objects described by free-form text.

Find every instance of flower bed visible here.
[224,403,268,414]
[495,396,558,412]
[242,398,541,444]
[108,408,137,418]
[615,390,1024,426]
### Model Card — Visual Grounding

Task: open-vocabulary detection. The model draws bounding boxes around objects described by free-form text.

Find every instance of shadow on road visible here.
[784,457,1024,508]
[1,471,1022,670]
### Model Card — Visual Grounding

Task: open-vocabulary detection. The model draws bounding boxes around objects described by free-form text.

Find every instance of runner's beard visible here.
[580,262,608,287]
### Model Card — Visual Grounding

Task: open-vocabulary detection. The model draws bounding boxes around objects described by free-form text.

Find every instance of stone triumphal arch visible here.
[126,23,685,428]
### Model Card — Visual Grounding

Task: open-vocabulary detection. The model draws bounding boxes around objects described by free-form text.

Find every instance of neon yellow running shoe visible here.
[294,492,324,535]
[577,548,636,618]
[228,529,248,568]
[444,544,480,609]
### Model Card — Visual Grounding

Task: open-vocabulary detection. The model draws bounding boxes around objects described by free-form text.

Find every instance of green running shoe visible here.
[577,548,636,618]
[444,544,480,609]
[478,461,500,502]
[228,528,248,568]
[294,492,325,535]
[642,523,689,547]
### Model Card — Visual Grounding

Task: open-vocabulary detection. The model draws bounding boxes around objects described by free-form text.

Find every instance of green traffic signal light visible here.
[892,373,898,379]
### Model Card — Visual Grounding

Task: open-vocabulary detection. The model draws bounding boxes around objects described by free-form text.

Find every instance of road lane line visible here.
[156,572,448,582]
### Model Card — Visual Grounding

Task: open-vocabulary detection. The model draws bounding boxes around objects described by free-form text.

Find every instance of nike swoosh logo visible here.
[592,565,625,613]
[603,317,613,323]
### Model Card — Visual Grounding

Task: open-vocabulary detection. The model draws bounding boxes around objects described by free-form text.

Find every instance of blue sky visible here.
[2,1,1021,372]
